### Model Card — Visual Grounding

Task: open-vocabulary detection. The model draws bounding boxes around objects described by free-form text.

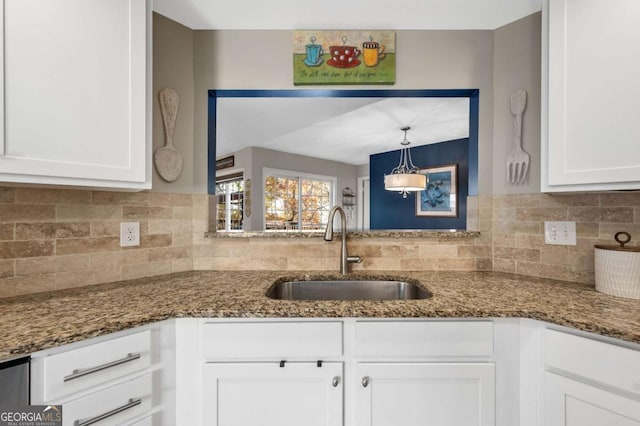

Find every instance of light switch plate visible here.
[544,221,577,246]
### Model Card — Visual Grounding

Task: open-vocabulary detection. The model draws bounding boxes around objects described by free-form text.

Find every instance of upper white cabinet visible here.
[0,0,151,190]
[542,0,640,191]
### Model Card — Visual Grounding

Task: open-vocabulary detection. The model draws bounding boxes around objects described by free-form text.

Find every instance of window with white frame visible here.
[216,172,244,231]
[264,169,335,231]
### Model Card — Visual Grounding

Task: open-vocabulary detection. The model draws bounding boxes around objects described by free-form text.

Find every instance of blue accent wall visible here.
[370,138,468,230]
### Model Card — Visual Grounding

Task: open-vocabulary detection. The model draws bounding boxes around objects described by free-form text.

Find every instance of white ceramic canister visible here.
[594,231,640,299]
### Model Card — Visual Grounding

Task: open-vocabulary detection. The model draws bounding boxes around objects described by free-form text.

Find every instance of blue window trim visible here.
[208,89,479,195]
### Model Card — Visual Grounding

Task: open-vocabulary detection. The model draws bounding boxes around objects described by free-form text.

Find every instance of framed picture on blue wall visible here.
[416,164,458,217]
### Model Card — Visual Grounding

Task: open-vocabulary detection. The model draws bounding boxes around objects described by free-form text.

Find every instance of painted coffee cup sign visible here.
[293,31,395,85]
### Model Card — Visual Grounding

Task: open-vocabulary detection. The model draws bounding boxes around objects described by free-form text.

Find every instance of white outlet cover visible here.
[120,222,140,247]
[544,221,577,246]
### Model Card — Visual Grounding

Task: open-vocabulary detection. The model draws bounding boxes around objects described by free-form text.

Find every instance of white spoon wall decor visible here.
[155,88,184,182]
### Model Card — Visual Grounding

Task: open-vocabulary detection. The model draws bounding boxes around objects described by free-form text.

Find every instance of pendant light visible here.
[384,126,426,198]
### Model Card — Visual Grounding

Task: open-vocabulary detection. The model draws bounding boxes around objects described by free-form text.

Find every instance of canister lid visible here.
[594,231,640,252]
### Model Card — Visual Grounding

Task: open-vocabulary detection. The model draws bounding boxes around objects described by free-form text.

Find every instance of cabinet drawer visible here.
[355,321,494,358]
[545,329,640,396]
[202,321,343,359]
[62,373,152,426]
[126,414,154,426]
[37,330,151,402]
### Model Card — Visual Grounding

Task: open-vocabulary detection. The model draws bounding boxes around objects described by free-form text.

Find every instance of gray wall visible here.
[154,17,544,196]
[492,12,542,194]
[193,30,495,195]
[152,13,195,193]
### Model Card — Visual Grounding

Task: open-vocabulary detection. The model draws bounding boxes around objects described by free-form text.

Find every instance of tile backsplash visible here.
[1,185,638,298]
[490,192,640,284]
[0,187,195,297]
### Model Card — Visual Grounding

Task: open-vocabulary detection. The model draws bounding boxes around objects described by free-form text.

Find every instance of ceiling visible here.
[153,0,541,30]
[216,97,470,166]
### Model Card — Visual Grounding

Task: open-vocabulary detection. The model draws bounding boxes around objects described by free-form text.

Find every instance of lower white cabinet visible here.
[26,318,640,426]
[543,328,640,426]
[195,319,497,426]
[355,363,495,426]
[30,323,168,426]
[544,372,640,426]
[61,373,153,426]
[32,330,152,402]
[202,362,343,426]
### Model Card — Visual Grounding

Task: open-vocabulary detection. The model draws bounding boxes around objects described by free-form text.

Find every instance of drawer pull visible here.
[332,376,340,387]
[362,376,370,388]
[74,397,142,426]
[64,353,141,382]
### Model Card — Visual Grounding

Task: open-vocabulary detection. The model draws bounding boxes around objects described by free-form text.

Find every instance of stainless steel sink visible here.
[266,279,431,301]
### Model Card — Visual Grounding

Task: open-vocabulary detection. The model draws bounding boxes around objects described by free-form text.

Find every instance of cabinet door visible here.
[544,372,640,426]
[0,0,150,189]
[355,363,495,426]
[542,0,640,191]
[202,362,343,426]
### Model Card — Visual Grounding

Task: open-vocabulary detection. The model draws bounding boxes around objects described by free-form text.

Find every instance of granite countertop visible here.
[206,230,480,238]
[1,270,639,359]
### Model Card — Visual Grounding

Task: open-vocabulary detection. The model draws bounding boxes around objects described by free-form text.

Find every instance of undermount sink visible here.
[266,278,432,301]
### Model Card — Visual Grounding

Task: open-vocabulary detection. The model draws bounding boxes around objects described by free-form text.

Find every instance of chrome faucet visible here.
[324,206,362,274]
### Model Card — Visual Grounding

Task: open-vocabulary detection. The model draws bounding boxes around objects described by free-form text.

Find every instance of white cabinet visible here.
[201,321,343,360]
[32,330,151,402]
[353,320,496,426]
[31,324,164,426]
[543,328,640,426]
[542,0,640,191]
[195,319,497,426]
[354,320,494,358]
[355,363,495,426]
[544,372,640,426]
[0,0,151,190]
[202,362,343,426]
[60,373,153,426]
[198,320,344,426]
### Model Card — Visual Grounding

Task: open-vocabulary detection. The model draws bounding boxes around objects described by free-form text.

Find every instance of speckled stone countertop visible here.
[206,230,480,238]
[1,270,639,359]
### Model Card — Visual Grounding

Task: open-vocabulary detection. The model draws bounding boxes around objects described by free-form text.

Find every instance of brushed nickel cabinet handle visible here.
[332,376,340,387]
[74,397,142,426]
[64,353,141,382]
[362,376,370,388]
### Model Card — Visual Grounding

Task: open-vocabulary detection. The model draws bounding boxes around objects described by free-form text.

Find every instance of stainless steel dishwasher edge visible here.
[0,356,30,406]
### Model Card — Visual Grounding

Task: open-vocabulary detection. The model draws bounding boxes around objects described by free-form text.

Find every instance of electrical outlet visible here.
[544,221,577,246]
[120,222,140,247]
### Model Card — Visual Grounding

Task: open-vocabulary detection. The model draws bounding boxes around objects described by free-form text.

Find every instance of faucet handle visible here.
[347,256,362,264]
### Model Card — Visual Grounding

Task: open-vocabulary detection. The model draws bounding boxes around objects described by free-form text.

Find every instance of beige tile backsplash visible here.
[1,185,639,298]
[0,187,194,297]
[490,193,640,284]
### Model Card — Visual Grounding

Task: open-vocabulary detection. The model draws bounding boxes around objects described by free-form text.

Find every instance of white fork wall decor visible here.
[506,89,530,184]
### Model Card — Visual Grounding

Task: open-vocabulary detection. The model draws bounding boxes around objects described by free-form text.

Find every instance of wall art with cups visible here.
[293,30,395,85]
